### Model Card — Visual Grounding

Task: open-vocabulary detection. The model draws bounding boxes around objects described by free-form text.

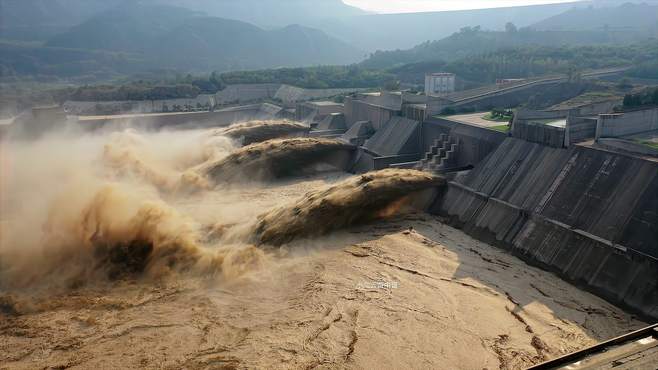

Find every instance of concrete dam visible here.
[12,82,657,323]
[307,87,658,320]
[4,76,657,367]
[431,138,658,319]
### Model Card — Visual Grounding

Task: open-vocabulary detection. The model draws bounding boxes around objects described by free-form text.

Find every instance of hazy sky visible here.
[342,0,579,13]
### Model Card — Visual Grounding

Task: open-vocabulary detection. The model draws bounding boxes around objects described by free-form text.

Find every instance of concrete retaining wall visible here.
[316,113,347,131]
[295,102,343,122]
[426,80,595,116]
[364,117,420,157]
[512,109,567,147]
[447,80,564,112]
[422,118,507,168]
[596,108,658,139]
[358,92,402,110]
[340,121,374,146]
[344,97,399,130]
[350,150,420,173]
[65,84,365,115]
[217,84,364,107]
[215,84,280,105]
[76,104,269,132]
[597,138,658,156]
[431,137,658,319]
[308,129,344,138]
[371,153,421,170]
[64,94,217,115]
[274,86,365,106]
[559,99,620,116]
[351,116,422,172]
[515,109,566,121]
[512,121,565,148]
[567,116,597,144]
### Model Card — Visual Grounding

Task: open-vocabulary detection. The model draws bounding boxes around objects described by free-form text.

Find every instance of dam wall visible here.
[512,121,565,147]
[316,113,347,131]
[451,81,561,111]
[427,81,595,116]
[76,104,272,132]
[274,86,365,106]
[64,94,217,116]
[215,84,281,105]
[351,117,422,172]
[596,108,658,139]
[431,138,658,319]
[296,101,343,122]
[550,98,620,116]
[351,151,421,172]
[596,138,658,156]
[566,116,598,144]
[364,117,421,157]
[344,97,399,130]
[422,117,507,168]
[352,115,507,173]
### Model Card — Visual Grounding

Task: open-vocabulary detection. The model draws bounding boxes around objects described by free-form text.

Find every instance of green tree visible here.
[505,22,517,33]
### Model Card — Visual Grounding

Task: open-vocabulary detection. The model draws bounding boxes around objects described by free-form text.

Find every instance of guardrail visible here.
[527,323,658,369]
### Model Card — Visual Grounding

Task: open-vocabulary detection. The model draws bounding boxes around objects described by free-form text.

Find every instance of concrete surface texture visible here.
[358,91,403,111]
[340,120,374,146]
[596,108,658,139]
[566,116,598,145]
[73,104,281,133]
[422,117,508,169]
[363,117,420,157]
[64,94,217,115]
[296,101,344,122]
[512,121,565,148]
[274,85,365,105]
[434,138,658,319]
[317,113,347,131]
[549,97,621,115]
[344,97,399,129]
[596,138,658,157]
[215,84,282,105]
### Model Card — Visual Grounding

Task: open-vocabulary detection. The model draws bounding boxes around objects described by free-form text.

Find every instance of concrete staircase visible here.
[417,134,459,172]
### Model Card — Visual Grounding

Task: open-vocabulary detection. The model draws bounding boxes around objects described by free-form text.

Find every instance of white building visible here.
[425,73,456,96]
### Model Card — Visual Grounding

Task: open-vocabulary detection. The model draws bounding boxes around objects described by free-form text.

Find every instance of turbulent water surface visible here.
[0,121,644,369]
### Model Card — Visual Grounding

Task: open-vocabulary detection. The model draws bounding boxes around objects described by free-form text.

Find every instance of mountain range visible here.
[531,2,658,32]
[1,3,363,80]
[1,0,656,82]
[0,0,365,41]
[360,2,658,68]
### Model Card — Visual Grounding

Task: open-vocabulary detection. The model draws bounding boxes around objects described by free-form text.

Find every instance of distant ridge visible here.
[43,4,363,71]
[530,2,658,32]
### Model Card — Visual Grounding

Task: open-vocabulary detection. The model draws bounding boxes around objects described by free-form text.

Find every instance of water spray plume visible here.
[252,169,445,246]
[211,120,309,145]
[200,137,355,183]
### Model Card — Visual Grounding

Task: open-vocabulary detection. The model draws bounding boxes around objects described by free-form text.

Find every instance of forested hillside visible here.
[361,25,655,69]
[0,4,363,82]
